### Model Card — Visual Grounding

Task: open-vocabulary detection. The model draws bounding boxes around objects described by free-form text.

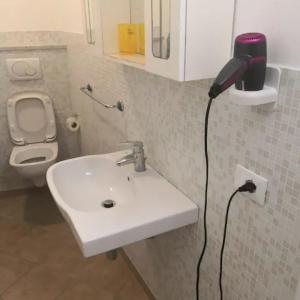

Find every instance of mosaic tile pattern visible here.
[0,32,80,191]
[0,31,65,48]
[65,33,300,300]
[2,32,299,300]
[65,33,128,155]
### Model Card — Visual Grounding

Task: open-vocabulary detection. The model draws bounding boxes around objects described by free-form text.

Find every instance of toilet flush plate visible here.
[6,58,42,81]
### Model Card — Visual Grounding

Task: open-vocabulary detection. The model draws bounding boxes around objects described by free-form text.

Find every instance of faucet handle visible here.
[120,141,144,152]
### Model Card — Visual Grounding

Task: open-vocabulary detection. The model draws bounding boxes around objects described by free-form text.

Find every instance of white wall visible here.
[0,0,84,33]
[234,0,300,69]
[57,0,84,33]
[1,0,298,68]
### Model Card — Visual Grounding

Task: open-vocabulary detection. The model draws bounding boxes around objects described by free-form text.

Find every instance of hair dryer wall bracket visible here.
[228,65,281,110]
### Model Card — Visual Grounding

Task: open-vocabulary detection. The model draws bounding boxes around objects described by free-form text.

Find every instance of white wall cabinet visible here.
[98,0,235,81]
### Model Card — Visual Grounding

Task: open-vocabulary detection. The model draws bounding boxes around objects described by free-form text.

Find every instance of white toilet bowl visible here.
[10,142,58,187]
[7,91,59,187]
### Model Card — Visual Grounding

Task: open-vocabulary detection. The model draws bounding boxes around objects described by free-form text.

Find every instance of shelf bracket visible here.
[228,65,282,110]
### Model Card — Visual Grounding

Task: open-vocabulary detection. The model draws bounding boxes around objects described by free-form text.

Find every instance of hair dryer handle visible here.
[208,56,250,99]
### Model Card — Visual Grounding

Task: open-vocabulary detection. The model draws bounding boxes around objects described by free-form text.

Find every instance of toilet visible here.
[7,92,58,187]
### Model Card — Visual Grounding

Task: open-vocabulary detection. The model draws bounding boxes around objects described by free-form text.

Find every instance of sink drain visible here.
[102,200,116,209]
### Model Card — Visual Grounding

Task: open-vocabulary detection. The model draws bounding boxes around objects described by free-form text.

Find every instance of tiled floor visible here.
[0,188,153,300]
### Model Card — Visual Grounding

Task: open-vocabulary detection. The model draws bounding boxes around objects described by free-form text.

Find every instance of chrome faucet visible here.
[116,141,146,172]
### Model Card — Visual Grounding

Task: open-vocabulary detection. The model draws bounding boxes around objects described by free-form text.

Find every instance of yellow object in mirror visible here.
[137,23,145,55]
[118,23,145,55]
[118,24,137,54]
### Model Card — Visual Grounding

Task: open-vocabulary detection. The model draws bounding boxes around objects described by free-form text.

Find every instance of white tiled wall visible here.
[64,33,300,300]
[0,32,80,191]
[1,31,299,300]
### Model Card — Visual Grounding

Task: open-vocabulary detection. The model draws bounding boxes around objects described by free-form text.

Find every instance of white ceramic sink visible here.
[47,151,198,257]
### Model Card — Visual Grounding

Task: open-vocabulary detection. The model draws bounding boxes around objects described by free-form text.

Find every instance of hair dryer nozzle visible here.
[208,56,250,99]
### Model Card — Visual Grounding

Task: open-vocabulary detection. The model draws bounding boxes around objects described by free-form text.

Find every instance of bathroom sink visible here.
[47,151,198,257]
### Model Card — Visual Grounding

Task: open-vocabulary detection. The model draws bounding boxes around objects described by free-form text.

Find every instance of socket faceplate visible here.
[234,164,268,206]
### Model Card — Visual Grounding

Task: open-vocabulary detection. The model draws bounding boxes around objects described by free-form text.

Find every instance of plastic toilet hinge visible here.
[45,135,55,142]
[14,138,25,145]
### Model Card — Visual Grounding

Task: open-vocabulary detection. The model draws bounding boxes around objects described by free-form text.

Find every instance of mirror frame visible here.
[151,0,171,60]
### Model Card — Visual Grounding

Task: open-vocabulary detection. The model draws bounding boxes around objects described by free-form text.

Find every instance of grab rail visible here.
[80,84,124,112]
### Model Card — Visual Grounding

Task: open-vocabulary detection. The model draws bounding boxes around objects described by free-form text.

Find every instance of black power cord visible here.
[196,97,213,300]
[196,96,257,300]
[219,181,256,300]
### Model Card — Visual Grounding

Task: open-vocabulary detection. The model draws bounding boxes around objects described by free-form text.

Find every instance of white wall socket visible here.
[234,164,268,206]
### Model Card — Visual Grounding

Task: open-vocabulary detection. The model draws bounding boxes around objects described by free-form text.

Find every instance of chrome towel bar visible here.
[80,84,124,112]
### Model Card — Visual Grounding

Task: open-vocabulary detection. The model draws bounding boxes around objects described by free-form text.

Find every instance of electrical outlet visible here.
[234,164,268,206]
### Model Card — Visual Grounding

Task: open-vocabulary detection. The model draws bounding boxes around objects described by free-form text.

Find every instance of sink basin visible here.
[47,151,199,257]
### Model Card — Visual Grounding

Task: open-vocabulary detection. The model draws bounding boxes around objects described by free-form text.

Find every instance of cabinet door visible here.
[145,0,187,81]
[184,0,235,81]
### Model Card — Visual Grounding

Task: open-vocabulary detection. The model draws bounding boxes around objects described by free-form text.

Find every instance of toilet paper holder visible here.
[80,84,125,112]
[66,115,80,132]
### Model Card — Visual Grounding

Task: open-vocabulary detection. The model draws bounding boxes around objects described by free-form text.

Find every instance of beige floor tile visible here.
[56,254,148,300]
[115,272,152,300]
[0,188,153,300]
[0,222,33,254]
[20,188,64,226]
[7,223,83,267]
[0,252,34,293]
[0,188,64,226]
[2,264,72,300]
[56,283,114,300]
[68,254,132,294]
[0,193,26,223]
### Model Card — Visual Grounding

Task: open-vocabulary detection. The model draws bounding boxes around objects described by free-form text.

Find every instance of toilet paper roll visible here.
[66,116,80,132]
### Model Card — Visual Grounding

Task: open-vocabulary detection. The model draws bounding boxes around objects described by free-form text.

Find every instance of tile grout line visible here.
[0,249,36,264]
[0,187,155,300]
[112,274,131,300]
[52,275,76,300]
[0,261,38,297]
[52,260,87,300]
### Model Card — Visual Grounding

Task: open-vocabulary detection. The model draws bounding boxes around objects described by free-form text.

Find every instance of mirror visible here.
[151,0,171,59]
[130,0,144,23]
[100,0,145,57]
[83,0,95,44]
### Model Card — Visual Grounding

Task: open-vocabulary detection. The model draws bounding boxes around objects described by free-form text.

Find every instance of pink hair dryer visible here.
[209,33,267,99]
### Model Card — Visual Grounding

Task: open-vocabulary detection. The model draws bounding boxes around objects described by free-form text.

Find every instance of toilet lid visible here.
[7,92,56,145]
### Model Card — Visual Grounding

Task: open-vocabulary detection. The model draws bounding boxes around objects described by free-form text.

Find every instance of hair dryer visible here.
[209,33,267,99]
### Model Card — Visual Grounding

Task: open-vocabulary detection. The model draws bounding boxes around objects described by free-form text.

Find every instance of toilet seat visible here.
[7,92,56,145]
[10,142,58,167]
[7,92,59,187]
